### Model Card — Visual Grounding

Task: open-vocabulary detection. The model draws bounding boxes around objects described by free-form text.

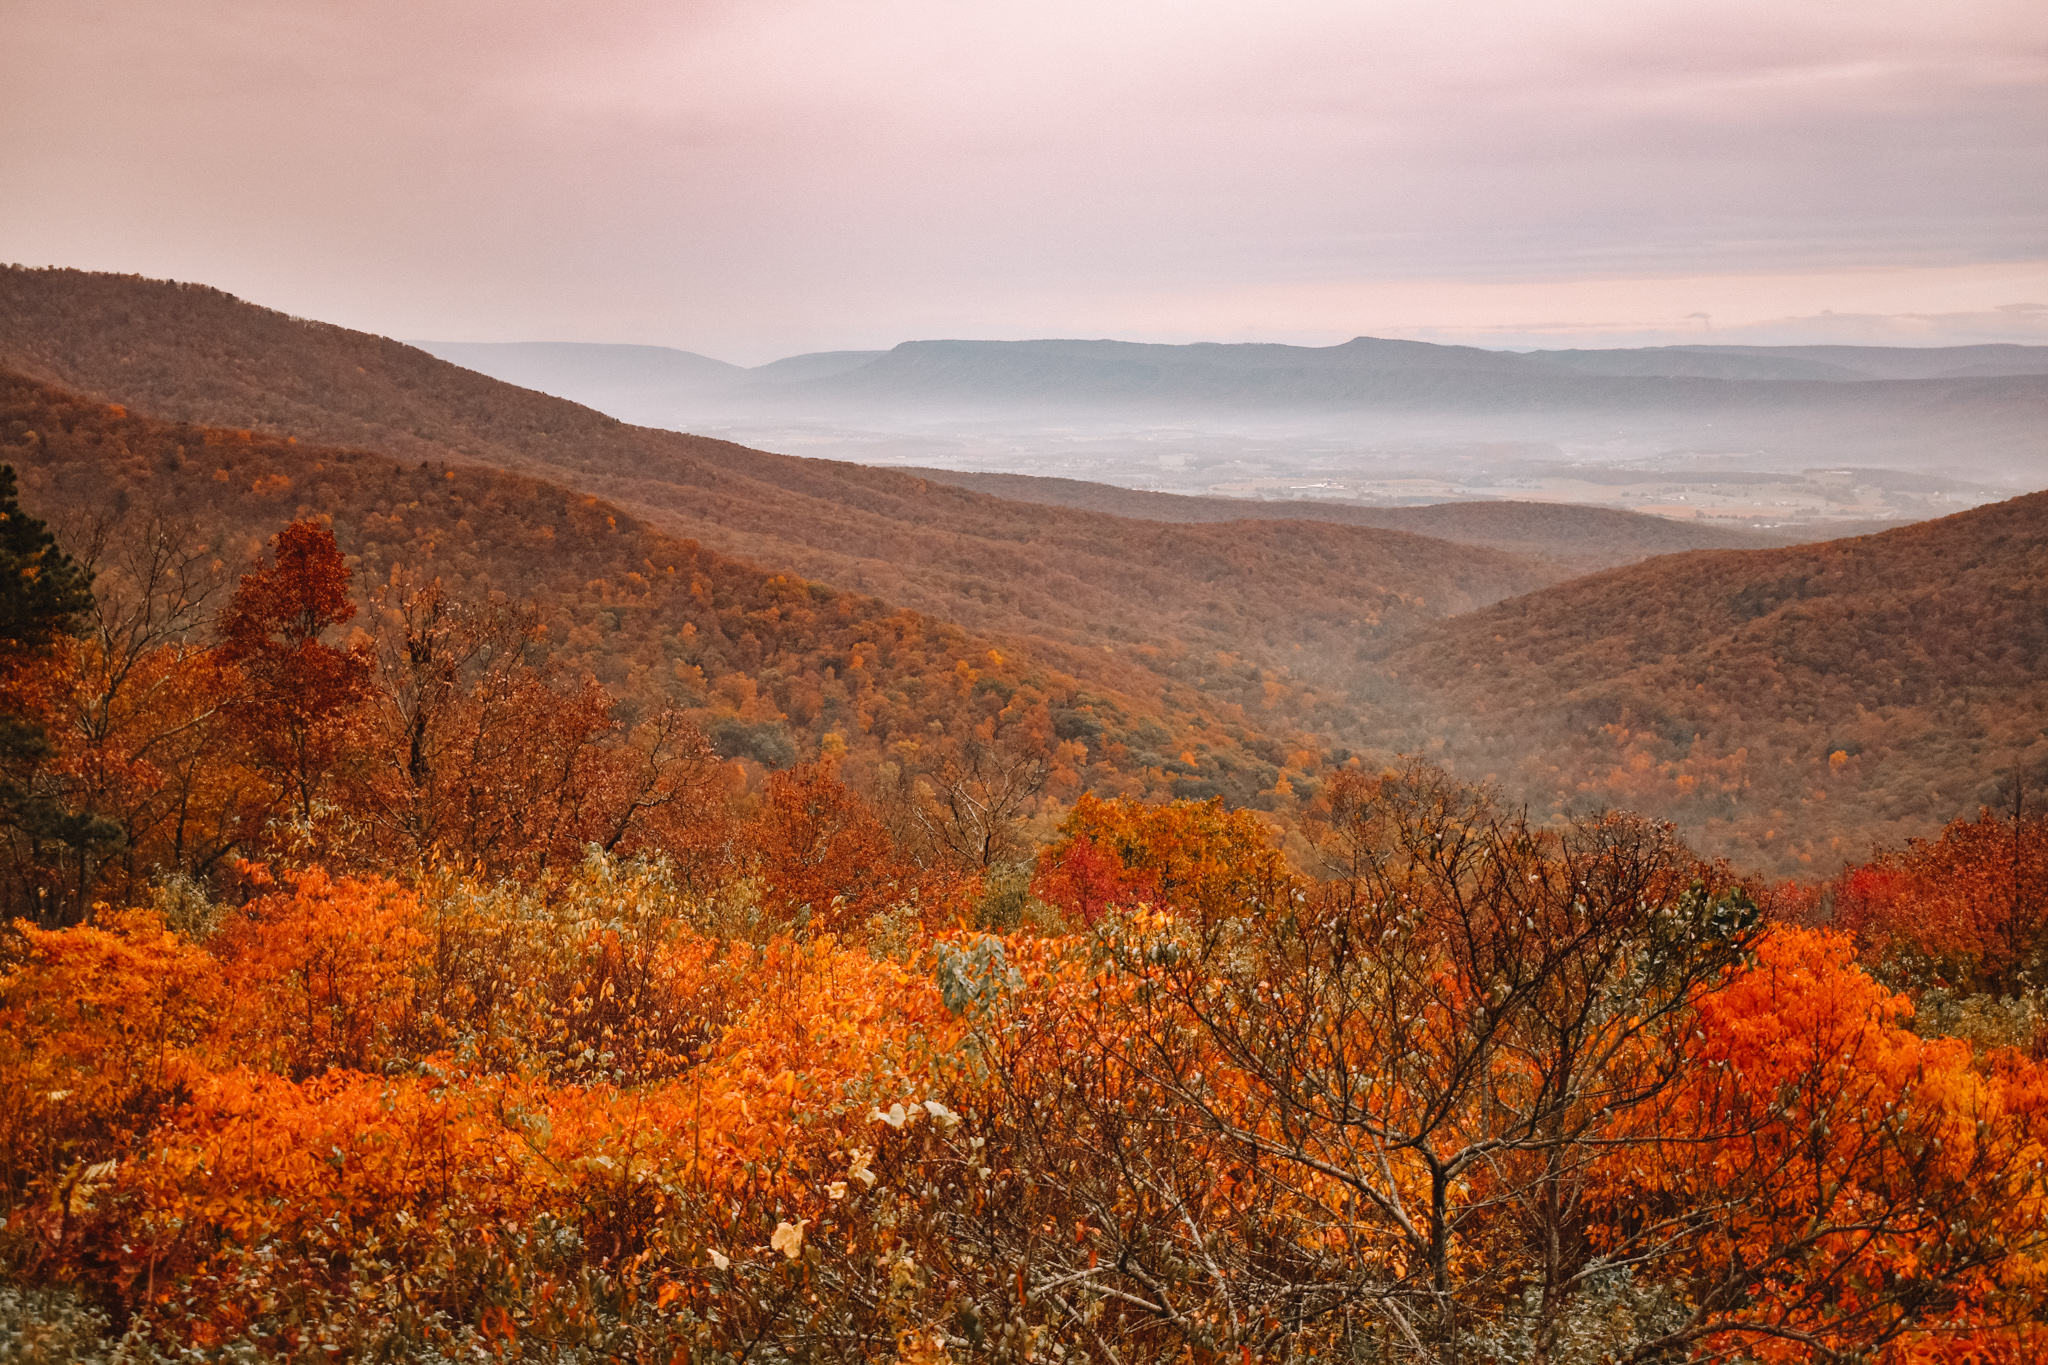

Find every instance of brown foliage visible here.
[746,760,940,935]
[0,367,1317,819]
[0,266,1556,730]
[1387,493,2048,874]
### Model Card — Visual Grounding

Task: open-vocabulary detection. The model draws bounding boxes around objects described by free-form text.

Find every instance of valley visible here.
[4,265,2043,876]
[9,4,2046,1357]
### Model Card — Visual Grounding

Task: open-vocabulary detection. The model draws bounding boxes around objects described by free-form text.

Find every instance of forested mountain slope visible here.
[19,267,2042,876]
[0,267,1554,696]
[1386,493,2048,873]
[2,371,1330,807]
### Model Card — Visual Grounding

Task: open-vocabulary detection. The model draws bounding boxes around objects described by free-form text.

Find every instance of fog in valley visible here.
[418,335,2048,531]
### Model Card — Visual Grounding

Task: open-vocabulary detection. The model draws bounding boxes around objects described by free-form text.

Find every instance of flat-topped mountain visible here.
[698,336,2048,418]
[420,330,2047,480]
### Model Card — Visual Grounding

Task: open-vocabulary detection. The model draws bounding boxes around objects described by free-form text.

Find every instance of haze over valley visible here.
[417,335,2046,530]
[6,3,2048,1357]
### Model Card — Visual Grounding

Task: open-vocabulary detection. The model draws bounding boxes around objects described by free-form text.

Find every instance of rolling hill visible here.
[0,368,1330,807]
[1382,493,2048,874]
[11,265,2043,875]
[0,267,1569,705]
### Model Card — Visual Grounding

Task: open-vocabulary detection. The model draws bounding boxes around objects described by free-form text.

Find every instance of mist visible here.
[415,334,2048,528]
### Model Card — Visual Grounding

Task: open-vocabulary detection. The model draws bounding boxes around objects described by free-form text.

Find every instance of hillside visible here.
[0,267,1561,704]
[0,369,1337,807]
[1384,493,2048,873]
[898,467,1799,574]
[15,267,2043,875]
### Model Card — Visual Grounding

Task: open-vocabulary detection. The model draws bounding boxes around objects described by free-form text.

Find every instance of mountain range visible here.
[406,334,2048,481]
[420,336,2048,404]
[4,264,2044,873]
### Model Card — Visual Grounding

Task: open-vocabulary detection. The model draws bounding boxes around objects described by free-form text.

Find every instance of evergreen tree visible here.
[0,463,94,656]
[0,464,117,921]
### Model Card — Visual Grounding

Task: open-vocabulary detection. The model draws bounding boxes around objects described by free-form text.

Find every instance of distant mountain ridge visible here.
[411,332,2048,479]
[408,335,2048,416]
[754,336,2048,417]
[424,336,2048,393]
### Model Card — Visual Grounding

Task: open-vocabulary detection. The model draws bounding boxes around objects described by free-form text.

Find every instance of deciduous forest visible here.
[1,268,2046,1361]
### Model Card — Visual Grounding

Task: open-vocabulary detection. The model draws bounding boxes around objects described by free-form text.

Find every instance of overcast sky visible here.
[5,0,2044,363]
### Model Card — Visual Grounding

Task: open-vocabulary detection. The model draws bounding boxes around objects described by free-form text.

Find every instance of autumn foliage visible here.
[1829,807,2048,998]
[1,472,2046,1359]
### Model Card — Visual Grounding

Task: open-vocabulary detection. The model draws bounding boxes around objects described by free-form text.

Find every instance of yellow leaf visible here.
[771,1220,805,1259]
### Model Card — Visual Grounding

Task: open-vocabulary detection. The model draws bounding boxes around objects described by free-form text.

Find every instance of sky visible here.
[4,0,2045,365]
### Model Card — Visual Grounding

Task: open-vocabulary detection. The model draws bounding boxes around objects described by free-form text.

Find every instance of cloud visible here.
[3,0,2042,359]
[1703,301,2048,347]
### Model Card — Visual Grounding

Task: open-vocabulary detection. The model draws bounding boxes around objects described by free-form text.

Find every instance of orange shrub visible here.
[214,868,427,1078]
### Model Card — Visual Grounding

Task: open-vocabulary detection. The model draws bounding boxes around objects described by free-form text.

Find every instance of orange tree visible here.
[1592,924,2048,1364]
[216,520,373,825]
[359,575,724,879]
[745,759,956,936]
[1032,791,1289,926]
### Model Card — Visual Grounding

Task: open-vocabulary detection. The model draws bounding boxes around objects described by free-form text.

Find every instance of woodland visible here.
[2,266,2047,1361]
[8,268,2048,872]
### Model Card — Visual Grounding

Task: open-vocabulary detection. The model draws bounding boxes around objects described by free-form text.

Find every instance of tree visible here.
[747,761,920,936]
[0,465,119,923]
[0,465,94,657]
[889,727,1050,874]
[216,521,373,824]
[1603,925,2048,1364]
[45,506,251,906]
[1032,792,1289,926]
[363,573,721,876]
[1832,805,2048,1002]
